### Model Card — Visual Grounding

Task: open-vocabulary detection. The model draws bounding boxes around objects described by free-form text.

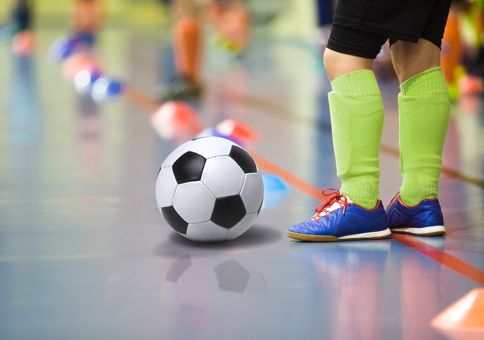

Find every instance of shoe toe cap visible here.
[288,220,320,235]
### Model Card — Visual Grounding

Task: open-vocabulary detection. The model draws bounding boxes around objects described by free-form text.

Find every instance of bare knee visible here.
[391,39,441,84]
[323,48,374,82]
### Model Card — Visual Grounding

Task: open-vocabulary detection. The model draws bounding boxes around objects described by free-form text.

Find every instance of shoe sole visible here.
[287,228,392,242]
[390,225,445,236]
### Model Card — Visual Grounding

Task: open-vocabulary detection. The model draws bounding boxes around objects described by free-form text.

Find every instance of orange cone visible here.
[431,288,484,340]
[150,101,202,139]
[215,119,259,143]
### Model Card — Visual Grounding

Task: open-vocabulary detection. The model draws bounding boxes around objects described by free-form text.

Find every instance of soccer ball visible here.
[156,136,264,242]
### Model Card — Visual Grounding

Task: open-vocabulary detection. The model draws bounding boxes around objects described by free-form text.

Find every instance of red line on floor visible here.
[122,86,160,112]
[249,151,328,202]
[392,233,484,286]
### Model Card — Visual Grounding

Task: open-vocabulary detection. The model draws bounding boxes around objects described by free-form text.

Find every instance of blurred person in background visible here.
[70,0,105,44]
[160,0,249,101]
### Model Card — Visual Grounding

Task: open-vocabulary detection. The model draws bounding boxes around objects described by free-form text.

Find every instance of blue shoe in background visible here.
[386,193,445,236]
[287,188,391,242]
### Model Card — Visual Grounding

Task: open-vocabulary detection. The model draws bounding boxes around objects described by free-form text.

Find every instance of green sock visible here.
[329,70,384,209]
[399,67,450,206]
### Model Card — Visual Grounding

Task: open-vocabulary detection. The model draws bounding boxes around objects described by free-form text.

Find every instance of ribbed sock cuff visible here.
[331,70,381,97]
[400,180,439,206]
[400,67,448,96]
[340,179,379,209]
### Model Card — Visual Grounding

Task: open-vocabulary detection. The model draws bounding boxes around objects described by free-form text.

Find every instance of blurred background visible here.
[1,1,484,340]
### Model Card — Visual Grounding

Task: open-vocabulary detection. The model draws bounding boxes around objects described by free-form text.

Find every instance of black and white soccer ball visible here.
[156,136,264,242]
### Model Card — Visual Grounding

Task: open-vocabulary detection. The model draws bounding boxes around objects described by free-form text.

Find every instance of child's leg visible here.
[287,17,394,241]
[172,0,202,85]
[159,0,203,101]
[323,45,384,209]
[287,43,392,241]
[391,39,450,206]
[173,16,202,85]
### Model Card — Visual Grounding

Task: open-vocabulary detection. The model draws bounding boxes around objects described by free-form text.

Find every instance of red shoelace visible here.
[312,188,351,222]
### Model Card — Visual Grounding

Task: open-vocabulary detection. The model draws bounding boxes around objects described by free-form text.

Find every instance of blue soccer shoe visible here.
[287,188,391,242]
[386,193,445,236]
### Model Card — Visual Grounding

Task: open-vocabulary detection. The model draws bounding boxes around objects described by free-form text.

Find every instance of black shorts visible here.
[326,0,452,59]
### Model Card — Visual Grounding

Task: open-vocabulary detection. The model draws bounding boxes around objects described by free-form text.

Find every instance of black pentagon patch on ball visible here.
[211,195,246,229]
[162,206,189,234]
[229,146,257,173]
[214,260,250,293]
[165,254,192,282]
[172,152,206,184]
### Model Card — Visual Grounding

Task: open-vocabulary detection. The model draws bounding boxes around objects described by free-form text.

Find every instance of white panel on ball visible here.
[201,157,245,198]
[161,140,193,168]
[240,173,264,213]
[156,167,178,208]
[173,182,216,223]
[226,212,258,241]
[189,136,237,159]
[186,221,229,243]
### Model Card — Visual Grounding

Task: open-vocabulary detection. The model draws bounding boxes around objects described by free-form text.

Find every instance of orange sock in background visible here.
[441,12,461,84]
[206,2,250,52]
[71,0,105,34]
[173,18,202,85]
[220,6,250,51]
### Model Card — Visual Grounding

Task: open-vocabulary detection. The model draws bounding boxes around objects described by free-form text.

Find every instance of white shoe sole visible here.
[339,228,392,240]
[391,225,446,236]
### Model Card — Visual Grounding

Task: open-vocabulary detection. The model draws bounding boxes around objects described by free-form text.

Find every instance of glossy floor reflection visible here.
[0,23,483,340]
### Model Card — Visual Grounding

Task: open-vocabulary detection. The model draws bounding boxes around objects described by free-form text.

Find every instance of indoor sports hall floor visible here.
[1,22,484,340]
